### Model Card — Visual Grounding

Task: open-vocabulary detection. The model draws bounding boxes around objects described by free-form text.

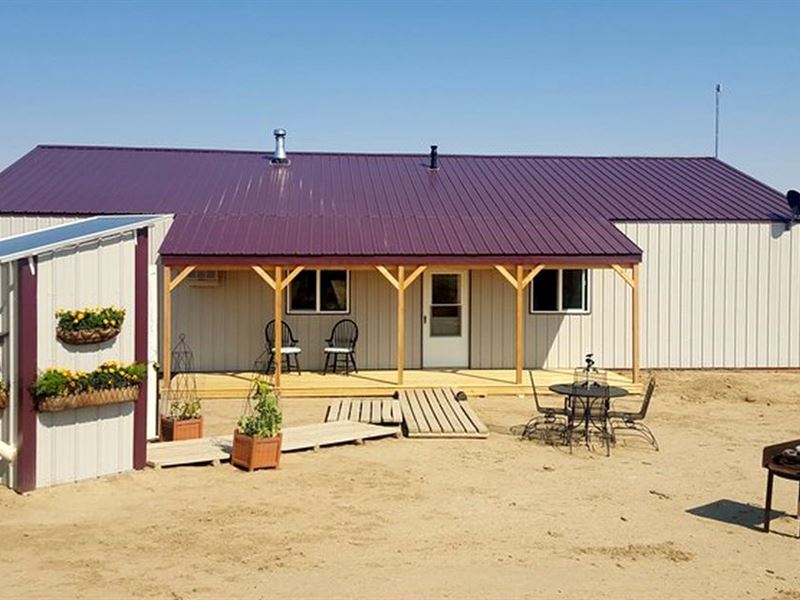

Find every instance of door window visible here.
[430,274,462,337]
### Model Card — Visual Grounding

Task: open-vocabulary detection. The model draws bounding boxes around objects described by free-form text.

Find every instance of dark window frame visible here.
[286,269,350,315]
[529,268,590,315]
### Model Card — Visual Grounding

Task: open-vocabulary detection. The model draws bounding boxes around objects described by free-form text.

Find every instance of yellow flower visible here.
[110,320,116,326]
[103,319,109,325]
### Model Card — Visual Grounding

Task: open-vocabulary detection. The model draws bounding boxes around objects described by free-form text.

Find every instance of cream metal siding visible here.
[0,263,15,487]
[35,234,138,488]
[170,269,422,372]
[471,222,800,369]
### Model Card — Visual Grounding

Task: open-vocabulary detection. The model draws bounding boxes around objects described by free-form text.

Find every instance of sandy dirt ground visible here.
[1,370,800,599]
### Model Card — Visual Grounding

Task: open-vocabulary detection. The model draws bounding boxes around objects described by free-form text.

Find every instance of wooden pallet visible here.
[399,388,489,438]
[147,421,400,468]
[147,437,230,469]
[325,398,403,425]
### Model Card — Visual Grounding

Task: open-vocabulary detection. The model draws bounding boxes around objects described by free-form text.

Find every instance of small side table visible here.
[762,439,800,538]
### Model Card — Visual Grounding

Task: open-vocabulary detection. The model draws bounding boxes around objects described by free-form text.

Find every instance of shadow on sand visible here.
[686,499,785,532]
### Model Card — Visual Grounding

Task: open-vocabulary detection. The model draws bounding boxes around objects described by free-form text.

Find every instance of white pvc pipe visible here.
[0,440,17,463]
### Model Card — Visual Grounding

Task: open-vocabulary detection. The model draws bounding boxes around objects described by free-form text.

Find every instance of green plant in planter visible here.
[168,398,202,421]
[33,361,146,400]
[238,380,282,438]
[56,306,126,331]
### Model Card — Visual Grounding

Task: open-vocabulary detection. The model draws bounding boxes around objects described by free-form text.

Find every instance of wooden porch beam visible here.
[632,263,640,383]
[521,264,545,288]
[397,266,406,385]
[274,266,283,388]
[515,265,524,385]
[376,265,400,290]
[610,263,634,288]
[252,265,276,289]
[280,265,304,291]
[402,265,427,290]
[162,265,172,391]
[494,264,518,288]
[168,265,196,292]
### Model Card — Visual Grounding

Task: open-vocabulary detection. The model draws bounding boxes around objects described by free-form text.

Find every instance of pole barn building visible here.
[0,136,797,408]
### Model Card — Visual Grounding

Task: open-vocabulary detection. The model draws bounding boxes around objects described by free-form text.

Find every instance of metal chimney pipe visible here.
[272,128,288,164]
[429,145,438,170]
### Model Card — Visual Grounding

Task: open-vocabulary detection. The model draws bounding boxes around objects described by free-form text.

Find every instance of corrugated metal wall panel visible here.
[0,263,13,488]
[170,269,422,372]
[35,236,137,488]
[468,222,799,370]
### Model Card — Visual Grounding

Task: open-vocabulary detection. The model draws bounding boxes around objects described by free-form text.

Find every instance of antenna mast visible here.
[714,84,721,158]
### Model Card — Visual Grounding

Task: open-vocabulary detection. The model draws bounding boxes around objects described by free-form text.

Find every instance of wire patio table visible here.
[549,383,629,454]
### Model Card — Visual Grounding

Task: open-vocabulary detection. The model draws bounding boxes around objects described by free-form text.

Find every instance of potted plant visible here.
[232,380,283,471]
[0,378,7,410]
[160,398,203,441]
[33,361,145,412]
[55,306,126,345]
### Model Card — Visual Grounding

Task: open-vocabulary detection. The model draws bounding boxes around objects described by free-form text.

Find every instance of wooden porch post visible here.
[274,266,283,388]
[632,263,640,383]
[515,265,524,385]
[161,265,172,391]
[397,266,405,385]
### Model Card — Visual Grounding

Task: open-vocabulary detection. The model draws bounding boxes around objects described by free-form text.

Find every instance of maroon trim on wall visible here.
[133,228,148,469]
[160,253,643,267]
[16,258,37,493]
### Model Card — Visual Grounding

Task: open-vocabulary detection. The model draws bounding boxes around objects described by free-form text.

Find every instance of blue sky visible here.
[1,1,798,191]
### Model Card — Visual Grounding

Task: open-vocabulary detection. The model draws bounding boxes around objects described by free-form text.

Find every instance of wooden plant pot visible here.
[160,416,204,442]
[37,385,139,413]
[231,431,282,471]
[0,388,7,410]
[56,327,121,345]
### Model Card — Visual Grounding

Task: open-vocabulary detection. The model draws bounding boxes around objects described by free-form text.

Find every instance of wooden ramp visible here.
[325,398,403,425]
[399,388,489,439]
[147,436,230,469]
[147,421,400,468]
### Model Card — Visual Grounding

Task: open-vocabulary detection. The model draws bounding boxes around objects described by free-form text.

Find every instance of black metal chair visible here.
[608,377,658,450]
[264,320,302,374]
[521,371,569,442]
[323,319,359,374]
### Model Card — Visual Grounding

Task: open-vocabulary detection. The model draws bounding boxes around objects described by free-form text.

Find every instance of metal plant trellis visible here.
[162,333,199,417]
[240,353,279,420]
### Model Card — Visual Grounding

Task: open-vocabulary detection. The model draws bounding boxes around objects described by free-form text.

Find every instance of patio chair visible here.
[264,320,302,374]
[521,371,569,442]
[323,319,359,375]
[608,377,658,450]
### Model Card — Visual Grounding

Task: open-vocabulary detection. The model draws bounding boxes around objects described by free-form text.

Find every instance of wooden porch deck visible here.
[188,368,640,399]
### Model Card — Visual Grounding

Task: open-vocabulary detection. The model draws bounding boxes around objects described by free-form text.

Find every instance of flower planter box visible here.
[231,430,282,471]
[0,388,7,410]
[56,327,121,345]
[160,416,204,442]
[37,385,139,413]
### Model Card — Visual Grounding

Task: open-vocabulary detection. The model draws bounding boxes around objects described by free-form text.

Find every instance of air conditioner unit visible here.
[187,270,221,287]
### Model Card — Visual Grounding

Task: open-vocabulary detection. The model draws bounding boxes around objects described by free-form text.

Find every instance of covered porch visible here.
[189,367,641,399]
[160,259,642,398]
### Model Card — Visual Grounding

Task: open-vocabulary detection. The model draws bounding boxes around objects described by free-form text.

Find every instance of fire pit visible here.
[762,439,800,538]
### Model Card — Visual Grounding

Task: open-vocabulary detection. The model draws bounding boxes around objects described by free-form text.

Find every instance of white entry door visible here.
[422,271,469,368]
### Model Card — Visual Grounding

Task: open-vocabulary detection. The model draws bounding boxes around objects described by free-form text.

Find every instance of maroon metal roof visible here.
[0,145,790,261]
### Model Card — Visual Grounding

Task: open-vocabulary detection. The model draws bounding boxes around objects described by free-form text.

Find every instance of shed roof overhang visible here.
[159,253,642,268]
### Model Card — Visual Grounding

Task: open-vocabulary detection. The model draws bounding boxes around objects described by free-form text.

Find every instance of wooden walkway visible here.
[146,421,400,468]
[325,398,403,425]
[189,368,640,399]
[399,388,489,438]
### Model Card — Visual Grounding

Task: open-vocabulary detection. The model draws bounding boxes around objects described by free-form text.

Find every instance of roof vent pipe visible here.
[429,145,438,170]
[271,128,288,164]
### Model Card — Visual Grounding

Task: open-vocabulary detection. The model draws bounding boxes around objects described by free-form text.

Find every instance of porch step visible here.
[399,388,489,439]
